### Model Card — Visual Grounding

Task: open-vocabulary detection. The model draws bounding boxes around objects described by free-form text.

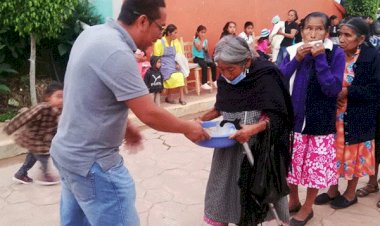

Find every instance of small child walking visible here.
[144,56,164,106]
[3,82,63,185]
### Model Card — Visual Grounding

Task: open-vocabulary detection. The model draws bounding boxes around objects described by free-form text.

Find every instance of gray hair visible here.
[214,35,256,64]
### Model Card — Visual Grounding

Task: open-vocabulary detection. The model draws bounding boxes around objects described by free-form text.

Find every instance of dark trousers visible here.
[193,57,217,84]
[15,152,50,177]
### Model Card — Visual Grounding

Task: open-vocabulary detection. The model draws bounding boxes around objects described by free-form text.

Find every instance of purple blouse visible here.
[279,48,345,132]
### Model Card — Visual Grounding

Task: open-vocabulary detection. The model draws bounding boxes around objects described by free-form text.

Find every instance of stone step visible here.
[0,95,216,160]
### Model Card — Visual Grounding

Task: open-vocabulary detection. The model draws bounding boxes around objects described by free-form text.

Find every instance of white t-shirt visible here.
[239,32,254,45]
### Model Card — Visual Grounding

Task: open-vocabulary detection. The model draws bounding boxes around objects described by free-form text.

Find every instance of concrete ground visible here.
[0,90,379,225]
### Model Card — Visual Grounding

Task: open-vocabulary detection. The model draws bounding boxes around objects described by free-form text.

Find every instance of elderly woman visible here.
[315,17,380,209]
[280,12,346,225]
[153,24,186,105]
[198,36,293,226]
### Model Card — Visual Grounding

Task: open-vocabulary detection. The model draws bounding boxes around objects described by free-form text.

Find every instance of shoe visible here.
[179,99,187,105]
[12,174,33,184]
[314,192,340,205]
[289,211,314,226]
[330,195,358,209]
[201,83,212,90]
[35,173,60,186]
[213,81,217,88]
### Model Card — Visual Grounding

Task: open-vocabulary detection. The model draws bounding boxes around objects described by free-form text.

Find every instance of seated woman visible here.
[219,21,237,39]
[192,25,217,90]
[199,35,293,226]
[153,24,186,105]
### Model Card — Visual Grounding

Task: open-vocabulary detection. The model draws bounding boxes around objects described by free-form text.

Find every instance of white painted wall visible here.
[112,0,123,19]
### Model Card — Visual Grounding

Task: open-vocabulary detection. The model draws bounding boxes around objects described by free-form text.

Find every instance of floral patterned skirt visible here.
[336,140,376,180]
[287,133,338,189]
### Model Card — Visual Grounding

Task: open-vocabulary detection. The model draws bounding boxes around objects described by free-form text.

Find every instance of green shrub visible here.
[344,0,379,18]
[0,109,17,122]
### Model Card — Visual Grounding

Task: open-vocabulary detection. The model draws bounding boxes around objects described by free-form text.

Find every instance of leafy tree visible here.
[40,0,102,82]
[0,0,78,105]
[344,0,379,18]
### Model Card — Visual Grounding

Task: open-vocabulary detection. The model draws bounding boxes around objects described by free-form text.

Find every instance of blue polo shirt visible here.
[50,19,149,176]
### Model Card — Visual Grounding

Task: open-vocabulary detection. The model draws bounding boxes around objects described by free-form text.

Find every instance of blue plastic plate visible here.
[196,121,237,148]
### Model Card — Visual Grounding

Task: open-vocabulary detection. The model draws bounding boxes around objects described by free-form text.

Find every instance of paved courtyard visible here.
[0,128,379,225]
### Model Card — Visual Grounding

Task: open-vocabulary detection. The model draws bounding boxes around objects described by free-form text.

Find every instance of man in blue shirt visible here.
[50,0,209,225]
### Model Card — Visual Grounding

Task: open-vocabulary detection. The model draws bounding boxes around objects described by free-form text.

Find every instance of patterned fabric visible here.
[3,102,60,154]
[287,133,338,189]
[204,110,290,224]
[335,49,376,179]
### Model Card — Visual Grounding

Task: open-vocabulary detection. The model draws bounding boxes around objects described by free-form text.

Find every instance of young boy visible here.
[238,21,256,48]
[4,82,63,185]
[144,56,164,106]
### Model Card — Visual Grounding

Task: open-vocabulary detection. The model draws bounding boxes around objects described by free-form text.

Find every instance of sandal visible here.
[356,183,379,197]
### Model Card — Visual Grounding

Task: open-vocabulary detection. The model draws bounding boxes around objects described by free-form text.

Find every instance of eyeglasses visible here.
[151,20,165,32]
[133,11,165,32]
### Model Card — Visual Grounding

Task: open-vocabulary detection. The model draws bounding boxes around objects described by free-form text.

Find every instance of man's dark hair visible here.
[118,0,166,25]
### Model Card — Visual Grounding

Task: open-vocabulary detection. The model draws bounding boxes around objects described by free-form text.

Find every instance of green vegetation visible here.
[0,1,101,116]
[0,109,17,122]
[0,0,78,105]
[344,0,380,18]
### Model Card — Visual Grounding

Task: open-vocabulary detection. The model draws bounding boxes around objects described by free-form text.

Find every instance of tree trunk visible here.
[29,33,37,106]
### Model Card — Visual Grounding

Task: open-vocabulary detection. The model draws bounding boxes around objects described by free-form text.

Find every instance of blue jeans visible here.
[15,152,49,177]
[275,47,288,66]
[53,158,139,226]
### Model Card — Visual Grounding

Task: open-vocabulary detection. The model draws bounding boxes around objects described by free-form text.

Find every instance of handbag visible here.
[239,123,289,226]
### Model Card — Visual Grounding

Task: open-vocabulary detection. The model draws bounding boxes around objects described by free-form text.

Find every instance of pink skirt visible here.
[287,133,338,189]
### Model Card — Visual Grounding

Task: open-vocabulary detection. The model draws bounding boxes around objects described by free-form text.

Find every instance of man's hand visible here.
[123,120,143,154]
[183,120,210,142]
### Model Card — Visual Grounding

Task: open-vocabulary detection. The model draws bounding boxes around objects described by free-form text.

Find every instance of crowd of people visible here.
[3,0,380,225]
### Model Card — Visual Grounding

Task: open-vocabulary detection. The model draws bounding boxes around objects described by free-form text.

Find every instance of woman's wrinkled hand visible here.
[295,44,313,62]
[311,42,325,57]
[230,124,260,144]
